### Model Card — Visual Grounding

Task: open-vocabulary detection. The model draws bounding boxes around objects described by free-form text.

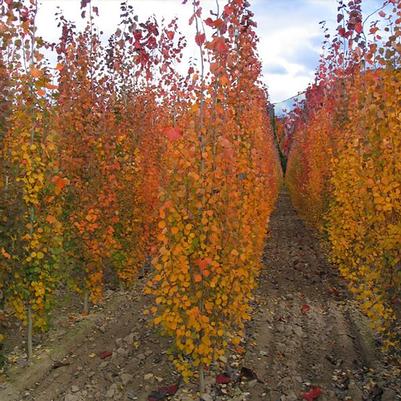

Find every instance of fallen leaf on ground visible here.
[99,351,112,359]
[147,382,180,401]
[216,373,231,384]
[301,304,311,314]
[302,386,322,401]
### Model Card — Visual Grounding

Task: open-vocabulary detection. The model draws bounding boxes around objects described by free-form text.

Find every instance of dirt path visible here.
[242,190,401,401]
[1,190,400,401]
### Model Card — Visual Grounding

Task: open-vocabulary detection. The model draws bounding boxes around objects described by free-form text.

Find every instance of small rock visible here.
[152,354,162,364]
[127,389,137,400]
[71,385,79,393]
[117,347,129,357]
[121,373,133,386]
[124,333,134,345]
[64,394,80,401]
[16,358,29,368]
[248,379,258,388]
[259,351,268,357]
[285,391,298,401]
[137,353,146,361]
[219,355,228,364]
[348,380,362,401]
[382,389,396,401]
[144,373,154,381]
[106,383,118,398]
[200,394,213,401]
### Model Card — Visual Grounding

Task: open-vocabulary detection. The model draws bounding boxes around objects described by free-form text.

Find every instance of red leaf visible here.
[207,37,228,54]
[80,0,90,9]
[301,304,311,314]
[378,10,386,18]
[205,17,224,30]
[338,27,346,37]
[328,286,339,296]
[196,258,212,270]
[204,17,215,27]
[148,382,180,401]
[303,387,322,401]
[224,5,234,16]
[355,22,363,34]
[99,351,112,359]
[195,32,206,46]
[216,374,231,384]
[159,384,179,396]
[164,127,182,141]
[166,31,175,40]
[216,37,227,53]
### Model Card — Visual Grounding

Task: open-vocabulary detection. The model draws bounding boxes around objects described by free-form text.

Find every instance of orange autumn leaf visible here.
[164,127,182,141]
[31,67,43,78]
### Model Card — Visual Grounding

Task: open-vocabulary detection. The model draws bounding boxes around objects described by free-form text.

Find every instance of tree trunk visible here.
[83,290,89,315]
[199,365,206,399]
[27,305,33,360]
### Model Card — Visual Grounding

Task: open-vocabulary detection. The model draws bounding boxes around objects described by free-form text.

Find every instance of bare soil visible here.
[0,190,400,401]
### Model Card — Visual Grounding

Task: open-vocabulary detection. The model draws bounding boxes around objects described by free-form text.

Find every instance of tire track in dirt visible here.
[243,190,400,401]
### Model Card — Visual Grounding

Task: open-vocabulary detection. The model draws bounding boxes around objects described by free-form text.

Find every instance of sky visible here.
[36,0,384,106]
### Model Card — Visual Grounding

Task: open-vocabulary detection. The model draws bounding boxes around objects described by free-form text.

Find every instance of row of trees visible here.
[0,0,281,385]
[286,0,401,347]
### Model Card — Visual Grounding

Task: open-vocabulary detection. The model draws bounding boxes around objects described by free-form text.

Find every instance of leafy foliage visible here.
[0,0,280,372]
[286,0,401,346]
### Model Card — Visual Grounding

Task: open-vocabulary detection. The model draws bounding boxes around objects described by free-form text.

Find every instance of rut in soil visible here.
[243,190,399,401]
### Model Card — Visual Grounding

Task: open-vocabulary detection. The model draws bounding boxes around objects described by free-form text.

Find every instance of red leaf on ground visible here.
[216,374,231,384]
[159,383,179,396]
[328,287,339,296]
[301,304,311,314]
[99,351,112,359]
[148,382,180,400]
[303,387,322,401]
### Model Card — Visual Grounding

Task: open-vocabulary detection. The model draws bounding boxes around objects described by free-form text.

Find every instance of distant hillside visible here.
[273,92,305,117]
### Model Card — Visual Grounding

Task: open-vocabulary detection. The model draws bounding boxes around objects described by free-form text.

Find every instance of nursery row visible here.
[0,0,281,381]
[285,0,401,346]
